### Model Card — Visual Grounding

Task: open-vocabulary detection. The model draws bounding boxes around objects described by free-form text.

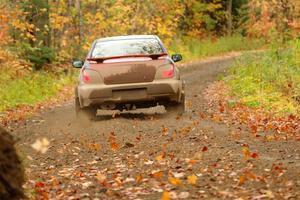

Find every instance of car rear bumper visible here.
[77,79,183,107]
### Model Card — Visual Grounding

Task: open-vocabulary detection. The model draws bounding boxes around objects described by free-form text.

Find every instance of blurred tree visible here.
[227,0,233,35]
[179,0,225,38]
[1,0,299,67]
[245,0,300,41]
[9,0,54,70]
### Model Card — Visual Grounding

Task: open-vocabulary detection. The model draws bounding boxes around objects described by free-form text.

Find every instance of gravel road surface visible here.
[13,57,300,199]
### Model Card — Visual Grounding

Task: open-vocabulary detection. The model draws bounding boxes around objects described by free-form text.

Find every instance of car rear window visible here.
[91,38,164,58]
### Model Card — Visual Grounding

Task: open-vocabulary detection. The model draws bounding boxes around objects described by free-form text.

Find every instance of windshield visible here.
[91,38,164,58]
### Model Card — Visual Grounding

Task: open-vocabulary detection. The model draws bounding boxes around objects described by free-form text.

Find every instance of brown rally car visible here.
[73,35,185,118]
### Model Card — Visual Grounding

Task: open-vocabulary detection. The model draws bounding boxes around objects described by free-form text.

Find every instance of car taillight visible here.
[82,70,91,83]
[162,65,174,78]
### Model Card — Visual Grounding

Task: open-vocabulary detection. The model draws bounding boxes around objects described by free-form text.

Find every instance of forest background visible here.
[0,0,299,117]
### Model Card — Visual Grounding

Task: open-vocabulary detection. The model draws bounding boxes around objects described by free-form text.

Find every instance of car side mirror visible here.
[72,60,84,68]
[171,54,182,62]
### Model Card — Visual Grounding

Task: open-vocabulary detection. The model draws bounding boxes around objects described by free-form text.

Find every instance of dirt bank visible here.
[0,126,24,200]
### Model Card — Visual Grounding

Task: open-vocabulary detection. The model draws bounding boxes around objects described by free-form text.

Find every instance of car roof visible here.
[96,35,158,42]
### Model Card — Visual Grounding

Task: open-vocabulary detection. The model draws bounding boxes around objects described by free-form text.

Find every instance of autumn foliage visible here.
[0,0,299,124]
[1,0,299,68]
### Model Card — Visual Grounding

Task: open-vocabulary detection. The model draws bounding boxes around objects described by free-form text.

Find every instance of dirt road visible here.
[13,57,300,199]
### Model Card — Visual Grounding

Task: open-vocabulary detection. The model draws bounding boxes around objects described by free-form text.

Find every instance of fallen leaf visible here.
[151,171,163,179]
[110,142,120,151]
[156,154,164,161]
[251,152,259,159]
[161,125,169,135]
[193,152,203,160]
[136,174,143,183]
[266,135,275,141]
[136,134,142,141]
[144,160,154,165]
[199,112,206,119]
[96,173,107,183]
[187,174,198,185]
[178,191,189,199]
[35,182,45,188]
[169,177,181,185]
[242,147,250,159]
[161,191,170,200]
[89,143,101,151]
[109,132,120,151]
[265,190,275,198]
[124,142,134,148]
[202,146,208,152]
[31,138,50,154]
[245,171,257,180]
[173,172,185,178]
[82,181,92,189]
[124,177,135,183]
[219,105,225,113]
[156,152,166,161]
[188,159,197,165]
[239,175,247,186]
[169,191,178,199]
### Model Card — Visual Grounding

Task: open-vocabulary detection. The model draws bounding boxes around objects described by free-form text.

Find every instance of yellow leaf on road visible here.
[110,142,119,151]
[187,174,198,185]
[96,173,106,183]
[136,174,143,183]
[156,154,164,161]
[161,191,170,200]
[242,147,250,159]
[155,152,166,161]
[150,170,163,179]
[31,138,50,154]
[169,177,181,185]
[239,175,247,186]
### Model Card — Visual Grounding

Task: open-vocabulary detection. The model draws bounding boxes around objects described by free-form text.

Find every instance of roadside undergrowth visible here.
[0,49,76,126]
[0,84,74,127]
[169,35,266,62]
[204,81,300,140]
[204,41,300,139]
[225,40,300,116]
[0,71,75,112]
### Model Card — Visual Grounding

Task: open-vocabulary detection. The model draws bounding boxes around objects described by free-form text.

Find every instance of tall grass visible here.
[0,71,75,112]
[169,35,266,61]
[225,39,300,116]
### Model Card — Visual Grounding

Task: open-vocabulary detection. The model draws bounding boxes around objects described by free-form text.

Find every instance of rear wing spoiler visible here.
[87,53,168,63]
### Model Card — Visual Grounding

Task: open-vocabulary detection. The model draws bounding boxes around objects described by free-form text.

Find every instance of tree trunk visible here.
[75,0,83,45]
[227,0,233,35]
[45,0,51,47]
[75,0,84,57]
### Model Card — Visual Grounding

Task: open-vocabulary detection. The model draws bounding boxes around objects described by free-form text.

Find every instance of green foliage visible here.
[18,43,55,70]
[0,71,75,112]
[169,35,265,61]
[226,39,300,116]
[8,0,52,70]
[179,0,226,37]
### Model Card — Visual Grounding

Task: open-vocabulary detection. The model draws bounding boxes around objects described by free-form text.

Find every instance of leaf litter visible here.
[15,60,300,199]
